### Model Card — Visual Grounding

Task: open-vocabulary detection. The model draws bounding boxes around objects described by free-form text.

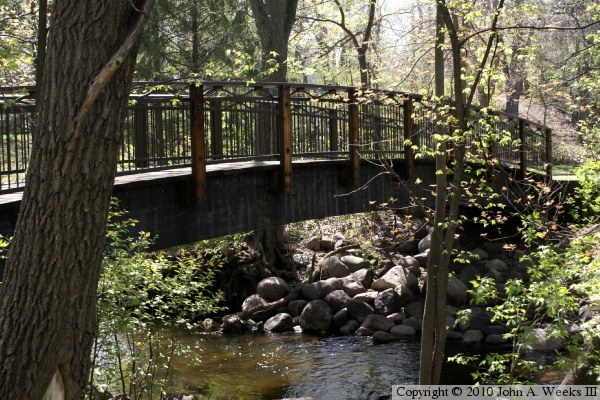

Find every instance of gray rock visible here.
[352,268,374,288]
[374,288,403,315]
[414,251,429,268]
[466,307,492,330]
[347,299,375,323]
[325,290,351,313]
[325,257,351,278]
[293,315,301,325]
[293,325,303,333]
[333,308,351,329]
[301,278,343,300]
[320,238,335,251]
[446,331,464,340]
[371,266,418,292]
[341,255,370,272]
[299,300,332,333]
[482,325,509,336]
[306,236,321,251]
[459,265,481,287]
[446,305,458,317]
[373,331,401,344]
[243,319,264,333]
[292,253,310,266]
[390,324,416,337]
[579,304,594,321]
[355,326,374,336]
[462,329,484,344]
[353,291,378,305]
[487,258,509,272]
[472,248,489,261]
[241,294,274,322]
[401,316,422,332]
[446,315,456,330]
[397,255,421,275]
[404,301,424,318]
[446,275,468,306]
[264,313,294,333]
[484,268,504,284]
[256,277,290,301]
[418,234,432,253]
[287,300,308,317]
[221,314,244,333]
[523,328,566,351]
[485,334,509,344]
[339,319,360,335]
[388,312,406,323]
[396,239,419,254]
[360,314,395,332]
[343,279,366,297]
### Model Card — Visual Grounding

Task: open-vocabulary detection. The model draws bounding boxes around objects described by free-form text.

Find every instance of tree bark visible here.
[35,0,48,89]
[0,1,152,399]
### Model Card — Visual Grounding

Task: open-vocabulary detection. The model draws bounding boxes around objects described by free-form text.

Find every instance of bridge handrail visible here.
[1,82,552,195]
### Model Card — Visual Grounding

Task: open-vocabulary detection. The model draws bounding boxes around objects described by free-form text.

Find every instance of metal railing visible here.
[0,82,552,194]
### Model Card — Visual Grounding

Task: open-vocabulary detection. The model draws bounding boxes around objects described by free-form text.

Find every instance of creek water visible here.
[164,331,476,400]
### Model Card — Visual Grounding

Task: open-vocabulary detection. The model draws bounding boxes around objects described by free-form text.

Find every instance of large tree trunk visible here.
[0,1,152,399]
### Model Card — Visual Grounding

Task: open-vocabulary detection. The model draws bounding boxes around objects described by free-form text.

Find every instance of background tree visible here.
[0,1,153,398]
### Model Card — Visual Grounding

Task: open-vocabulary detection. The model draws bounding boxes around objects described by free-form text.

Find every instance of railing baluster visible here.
[348,88,360,184]
[518,119,526,180]
[210,100,223,159]
[403,97,414,180]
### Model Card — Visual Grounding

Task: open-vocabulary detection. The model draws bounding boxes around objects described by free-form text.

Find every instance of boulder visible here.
[463,307,492,330]
[221,314,244,334]
[459,265,481,287]
[324,290,351,313]
[485,334,509,344]
[353,291,378,305]
[414,251,429,268]
[462,330,484,344]
[241,294,275,322]
[355,326,374,336]
[374,288,403,315]
[446,305,458,317]
[388,312,406,324]
[347,299,375,324]
[299,300,332,333]
[301,278,343,300]
[306,236,321,251]
[446,315,456,330]
[396,255,421,275]
[341,255,369,272]
[401,316,422,332]
[373,331,401,344]
[292,253,310,266]
[287,299,308,317]
[446,275,468,306]
[390,324,416,337]
[264,313,294,333]
[333,308,351,329]
[523,328,566,351]
[325,257,351,278]
[320,238,335,251]
[256,277,290,301]
[243,319,264,333]
[486,258,509,272]
[446,331,463,340]
[361,314,395,332]
[481,325,509,336]
[371,266,418,292]
[343,279,366,297]
[352,268,374,288]
[404,301,424,318]
[484,268,504,283]
[396,239,420,254]
[471,247,489,261]
[339,319,360,335]
[418,234,432,253]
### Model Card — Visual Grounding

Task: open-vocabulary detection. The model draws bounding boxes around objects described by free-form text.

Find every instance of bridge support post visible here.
[518,119,526,180]
[278,85,292,192]
[403,97,415,180]
[545,128,552,179]
[190,84,206,205]
[348,88,360,184]
[134,100,149,168]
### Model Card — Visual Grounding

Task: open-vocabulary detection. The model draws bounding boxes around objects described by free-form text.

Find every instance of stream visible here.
[164,331,477,400]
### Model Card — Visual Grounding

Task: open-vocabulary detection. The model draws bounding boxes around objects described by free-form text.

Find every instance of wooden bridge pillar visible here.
[190,84,206,205]
[278,85,292,192]
[348,88,360,184]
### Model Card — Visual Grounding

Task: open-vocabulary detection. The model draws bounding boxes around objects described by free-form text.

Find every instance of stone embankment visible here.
[217,224,553,347]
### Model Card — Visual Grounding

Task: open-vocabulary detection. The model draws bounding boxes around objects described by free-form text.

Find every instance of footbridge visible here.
[0,82,552,249]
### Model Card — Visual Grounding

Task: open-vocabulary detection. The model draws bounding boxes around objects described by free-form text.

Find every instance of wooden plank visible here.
[403,97,414,180]
[348,88,360,184]
[278,85,292,192]
[190,84,206,205]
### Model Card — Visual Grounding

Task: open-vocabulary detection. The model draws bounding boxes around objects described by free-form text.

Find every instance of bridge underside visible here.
[0,159,437,250]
